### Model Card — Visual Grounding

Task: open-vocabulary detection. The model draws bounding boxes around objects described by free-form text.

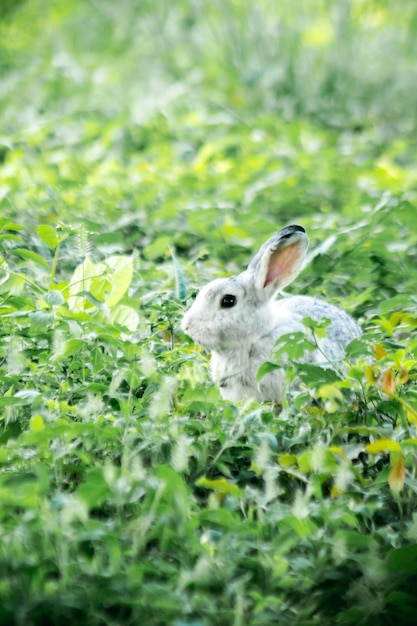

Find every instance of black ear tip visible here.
[280,224,306,240]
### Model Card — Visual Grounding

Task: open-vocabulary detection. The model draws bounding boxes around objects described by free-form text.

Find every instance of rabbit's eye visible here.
[221,294,237,308]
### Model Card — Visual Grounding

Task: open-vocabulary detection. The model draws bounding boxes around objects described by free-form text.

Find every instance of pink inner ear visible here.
[264,243,301,287]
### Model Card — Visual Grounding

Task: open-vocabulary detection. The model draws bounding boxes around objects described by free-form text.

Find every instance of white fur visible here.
[181,225,361,402]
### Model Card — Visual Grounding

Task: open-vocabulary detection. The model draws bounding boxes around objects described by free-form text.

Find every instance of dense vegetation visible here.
[1,1,417,624]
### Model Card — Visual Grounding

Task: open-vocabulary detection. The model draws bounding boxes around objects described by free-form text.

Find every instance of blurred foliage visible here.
[1,1,417,625]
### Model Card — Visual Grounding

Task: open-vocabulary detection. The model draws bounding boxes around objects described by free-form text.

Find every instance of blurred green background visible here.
[2,0,417,242]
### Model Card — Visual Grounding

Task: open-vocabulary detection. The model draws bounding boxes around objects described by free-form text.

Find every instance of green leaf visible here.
[0,397,30,408]
[53,338,85,361]
[0,471,47,508]
[44,290,65,306]
[273,331,316,360]
[0,220,24,232]
[386,544,417,576]
[334,529,379,551]
[256,361,281,383]
[198,508,239,528]
[76,467,112,508]
[67,257,108,310]
[30,310,54,328]
[104,254,135,307]
[144,236,172,260]
[0,234,22,242]
[298,364,341,385]
[111,304,139,330]
[37,225,59,249]
[0,274,25,295]
[302,316,331,335]
[12,248,50,269]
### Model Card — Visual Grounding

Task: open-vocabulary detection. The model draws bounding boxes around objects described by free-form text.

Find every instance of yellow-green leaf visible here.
[365,364,379,384]
[111,304,139,331]
[371,343,387,360]
[29,414,45,432]
[278,453,298,468]
[196,476,241,495]
[329,446,348,461]
[316,384,343,401]
[37,225,59,249]
[395,397,417,427]
[104,255,135,307]
[366,439,401,455]
[67,257,108,310]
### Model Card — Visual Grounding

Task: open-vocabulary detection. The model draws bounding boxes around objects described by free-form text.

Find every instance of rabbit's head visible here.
[181,225,308,351]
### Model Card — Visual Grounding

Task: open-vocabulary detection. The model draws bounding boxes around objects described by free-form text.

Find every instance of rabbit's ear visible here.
[248,225,308,301]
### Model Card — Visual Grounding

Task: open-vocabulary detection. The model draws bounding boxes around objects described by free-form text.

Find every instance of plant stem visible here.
[50,241,61,289]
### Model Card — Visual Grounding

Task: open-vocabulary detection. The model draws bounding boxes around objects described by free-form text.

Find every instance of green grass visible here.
[1,1,417,625]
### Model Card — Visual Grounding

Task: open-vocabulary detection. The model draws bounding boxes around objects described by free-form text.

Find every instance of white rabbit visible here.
[181,225,361,402]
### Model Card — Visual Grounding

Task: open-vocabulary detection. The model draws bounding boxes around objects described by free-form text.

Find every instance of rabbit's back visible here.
[273,295,361,360]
